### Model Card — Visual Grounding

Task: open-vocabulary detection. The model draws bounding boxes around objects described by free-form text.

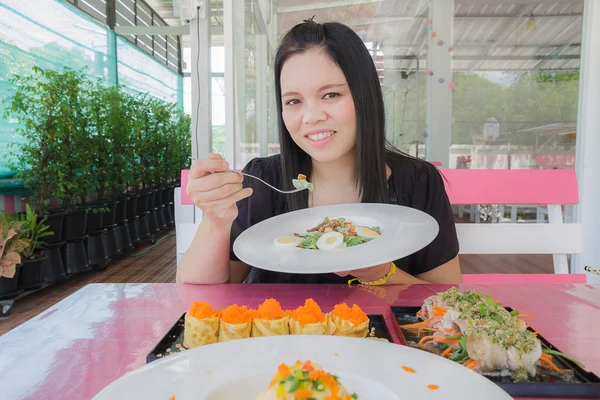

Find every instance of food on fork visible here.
[292,173,314,192]
[286,298,329,335]
[218,304,256,342]
[252,298,291,337]
[328,303,370,338]
[255,360,358,400]
[183,301,220,348]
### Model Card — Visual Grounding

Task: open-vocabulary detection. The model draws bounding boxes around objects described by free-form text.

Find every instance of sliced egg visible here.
[274,236,302,249]
[316,231,344,250]
[356,226,381,240]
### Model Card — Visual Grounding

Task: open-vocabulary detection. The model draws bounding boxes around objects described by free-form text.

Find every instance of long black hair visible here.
[274,18,409,211]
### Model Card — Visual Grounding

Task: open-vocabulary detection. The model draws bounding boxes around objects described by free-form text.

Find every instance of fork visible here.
[190,158,307,194]
[234,170,307,194]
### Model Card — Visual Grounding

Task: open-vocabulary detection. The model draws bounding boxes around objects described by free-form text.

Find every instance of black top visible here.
[229,154,459,284]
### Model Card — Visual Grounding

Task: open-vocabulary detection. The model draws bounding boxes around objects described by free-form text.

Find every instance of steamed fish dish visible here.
[218,304,256,342]
[183,301,220,348]
[252,298,290,337]
[274,217,381,250]
[255,360,358,400]
[292,174,314,192]
[286,299,328,335]
[401,287,585,381]
[328,303,369,338]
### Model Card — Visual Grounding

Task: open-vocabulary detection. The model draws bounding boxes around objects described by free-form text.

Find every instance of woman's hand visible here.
[335,262,430,285]
[335,263,391,282]
[186,153,253,226]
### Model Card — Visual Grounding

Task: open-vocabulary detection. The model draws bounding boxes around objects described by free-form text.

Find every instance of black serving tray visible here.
[147,313,394,364]
[391,306,600,398]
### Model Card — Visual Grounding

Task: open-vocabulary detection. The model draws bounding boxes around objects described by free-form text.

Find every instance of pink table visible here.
[0,283,598,400]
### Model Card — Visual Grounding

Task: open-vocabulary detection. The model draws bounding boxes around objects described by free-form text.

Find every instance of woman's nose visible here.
[302,103,327,125]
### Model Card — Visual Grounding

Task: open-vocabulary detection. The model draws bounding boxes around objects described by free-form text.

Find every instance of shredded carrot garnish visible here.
[302,360,315,371]
[297,174,307,180]
[257,298,285,320]
[277,363,291,379]
[188,301,218,319]
[293,389,313,399]
[431,306,448,317]
[464,359,479,370]
[331,303,369,326]
[517,314,533,319]
[428,384,440,390]
[220,304,256,324]
[286,299,326,326]
[440,343,455,358]
[402,366,416,373]
[401,317,438,330]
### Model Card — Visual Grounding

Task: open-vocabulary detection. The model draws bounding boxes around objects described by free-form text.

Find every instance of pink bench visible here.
[439,169,582,276]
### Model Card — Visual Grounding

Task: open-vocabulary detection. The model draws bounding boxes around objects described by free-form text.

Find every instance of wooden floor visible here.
[0,228,553,336]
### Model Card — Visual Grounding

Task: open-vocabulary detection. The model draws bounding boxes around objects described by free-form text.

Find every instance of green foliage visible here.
[3,66,191,209]
[1,204,53,260]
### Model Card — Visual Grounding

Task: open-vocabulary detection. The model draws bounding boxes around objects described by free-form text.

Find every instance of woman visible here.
[178,19,462,285]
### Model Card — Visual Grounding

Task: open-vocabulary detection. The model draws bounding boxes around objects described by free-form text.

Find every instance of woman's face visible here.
[280,48,357,164]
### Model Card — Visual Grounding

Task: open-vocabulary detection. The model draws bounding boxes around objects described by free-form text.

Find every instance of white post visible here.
[190,1,212,160]
[224,0,236,167]
[425,0,453,167]
[573,0,600,284]
[255,0,268,157]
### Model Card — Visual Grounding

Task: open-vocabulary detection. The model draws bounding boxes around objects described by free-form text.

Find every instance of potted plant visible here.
[2,205,53,289]
[0,220,29,299]
[3,66,68,244]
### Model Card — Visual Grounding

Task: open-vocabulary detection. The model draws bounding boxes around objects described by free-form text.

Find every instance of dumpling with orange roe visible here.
[328,303,370,338]
[218,304,256,342]
[252,298,290,336]
[286,298,329,335]
[183,301,220,348]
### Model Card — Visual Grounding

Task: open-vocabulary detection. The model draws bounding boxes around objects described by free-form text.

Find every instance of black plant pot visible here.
[44,242,67,284]
[104,225,124,259]
[0,264,23,300]
[162,203,174,227]
[168,203,175,226]
[168,184,175,203]
[115,197,129,224]
[86,203,106,234]
[160,186,169,206]
[18,255,49,290]
[86,230,110,270]
[101,200,118,228]
[156,205,167,231]
[147,209,160,235]
[127,216,141,247]
[63,208,88,241]
[42,210,66,244]
[138,213,151,241]
[147,189,157,210]
[62,237,90,275]
[125,194,139,219]
[115,222,134,254]
[137,191,150,215]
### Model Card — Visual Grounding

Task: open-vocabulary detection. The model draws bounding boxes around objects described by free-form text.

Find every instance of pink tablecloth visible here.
[0,283,598,400]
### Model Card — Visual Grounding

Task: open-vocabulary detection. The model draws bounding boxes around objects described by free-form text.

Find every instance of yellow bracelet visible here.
[348,262,397,286]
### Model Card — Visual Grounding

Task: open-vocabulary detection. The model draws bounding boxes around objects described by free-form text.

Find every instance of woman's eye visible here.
[285,99,300,106]
[323,92,340,100]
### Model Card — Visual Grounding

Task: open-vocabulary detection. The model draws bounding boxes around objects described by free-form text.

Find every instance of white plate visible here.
[93,335,512,400]
[232,203,439,274]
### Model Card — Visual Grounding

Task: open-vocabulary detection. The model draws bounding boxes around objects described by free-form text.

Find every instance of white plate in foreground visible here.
[232,203,439,274]
[93,335,512,400]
